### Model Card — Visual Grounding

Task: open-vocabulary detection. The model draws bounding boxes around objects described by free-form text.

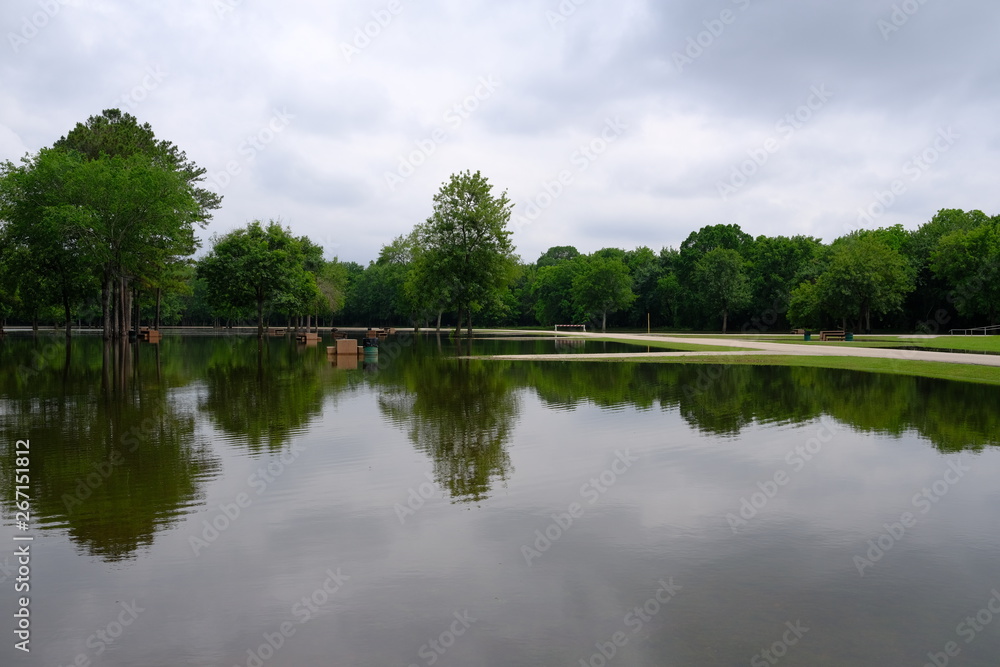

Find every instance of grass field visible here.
[690,334,1000,353]
[586,353,1000,386]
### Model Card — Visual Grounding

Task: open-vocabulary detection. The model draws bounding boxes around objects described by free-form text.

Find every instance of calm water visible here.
[1,333,999,666]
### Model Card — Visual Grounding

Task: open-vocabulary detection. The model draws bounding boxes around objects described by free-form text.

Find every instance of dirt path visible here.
[476,330,1000,368]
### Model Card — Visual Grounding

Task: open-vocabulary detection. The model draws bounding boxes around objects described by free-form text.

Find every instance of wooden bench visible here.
[296,332,320,344]
[792,328,806,335]
[269,328,286,336]
[819,330,846,341]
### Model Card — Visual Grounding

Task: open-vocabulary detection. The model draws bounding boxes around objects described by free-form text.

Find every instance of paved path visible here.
[474,330,1000,368]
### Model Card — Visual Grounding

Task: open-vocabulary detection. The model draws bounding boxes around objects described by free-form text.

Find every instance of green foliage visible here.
[571,255,636,332]
[930,216,1000,323]
[815,234,915,331]
[692,248,751,333]
[411,170,516,333]
[198,220,316,335]
[535,245,580,268]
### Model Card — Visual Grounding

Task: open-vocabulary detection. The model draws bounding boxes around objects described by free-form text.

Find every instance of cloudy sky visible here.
[3,0,999,265]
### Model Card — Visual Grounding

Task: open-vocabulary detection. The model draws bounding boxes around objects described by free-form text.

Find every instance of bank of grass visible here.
[585,337,747,352]
[591,353,1000,386]
[691,334,1000,353]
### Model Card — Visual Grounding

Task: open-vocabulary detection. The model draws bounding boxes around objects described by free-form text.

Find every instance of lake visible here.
[1,333,999,666]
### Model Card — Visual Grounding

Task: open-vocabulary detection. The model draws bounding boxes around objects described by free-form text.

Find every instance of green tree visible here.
[0,149,99,336]
[817,234,915,331]
[743,235,821,332]
[536,245,580,268]
[53,109,221,338]
[930,217,1000,325]
[411,170,516,335]
[532,257,585,326]
[571,255,636,332]
[693,248,751,333]
[198,220,310,337]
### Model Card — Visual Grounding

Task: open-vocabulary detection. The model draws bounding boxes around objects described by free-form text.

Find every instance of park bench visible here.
[819,330,846,341]
[296,332,320,344]
[269,328,286,336]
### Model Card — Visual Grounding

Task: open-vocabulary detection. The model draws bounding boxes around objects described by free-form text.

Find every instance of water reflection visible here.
[197,337,336,454]
[1,333,997,564]
[376,343,518,502]
[0,337,219,561]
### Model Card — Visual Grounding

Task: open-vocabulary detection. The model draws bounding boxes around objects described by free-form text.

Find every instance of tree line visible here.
[2,111,997,336]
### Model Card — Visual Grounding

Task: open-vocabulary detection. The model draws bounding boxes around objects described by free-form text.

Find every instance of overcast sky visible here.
[3,0,999,264]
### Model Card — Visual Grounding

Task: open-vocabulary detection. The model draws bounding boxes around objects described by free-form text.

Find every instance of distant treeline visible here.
[1,111,997,335]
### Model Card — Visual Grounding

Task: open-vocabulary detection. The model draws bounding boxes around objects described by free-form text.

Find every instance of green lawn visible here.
[584,337,746,352]
[689,334,1000,353]
[587,354,1000,386]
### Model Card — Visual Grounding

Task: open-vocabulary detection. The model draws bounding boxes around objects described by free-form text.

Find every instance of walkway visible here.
[476,330,1000,368]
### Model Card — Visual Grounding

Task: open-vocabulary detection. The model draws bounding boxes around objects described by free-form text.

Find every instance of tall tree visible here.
[571,255,636,332]
[411,170,516,335]
[816,234,915,331]
[54,109,221,339]
[692,248,751,333]
[0,149,97,336]
[198,220,310,337]
[930,216,1000,325]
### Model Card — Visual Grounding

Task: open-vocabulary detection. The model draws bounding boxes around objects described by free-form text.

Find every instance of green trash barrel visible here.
[845,332,854,341]
[804,332,811,341]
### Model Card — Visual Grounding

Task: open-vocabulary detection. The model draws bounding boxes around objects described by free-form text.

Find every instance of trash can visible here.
[803,332,811,341]
[845,332,854,341]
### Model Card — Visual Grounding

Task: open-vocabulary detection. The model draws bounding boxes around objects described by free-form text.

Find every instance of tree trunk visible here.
[722,309,728,334]
[63,292,72,338]
[466,307,472,336]
[154,288,162,330]
[602,310,607,333]
[256,297,264,338]
[102,271,112,340]
[454,309,463,337]
[112,279,120,339]
[436,310,443,332]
